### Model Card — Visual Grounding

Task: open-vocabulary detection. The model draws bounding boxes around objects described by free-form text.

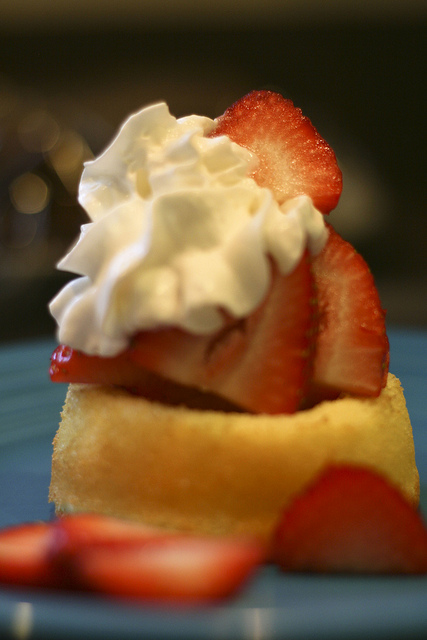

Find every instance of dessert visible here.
[47,90,419,542]
[0,92,424,603]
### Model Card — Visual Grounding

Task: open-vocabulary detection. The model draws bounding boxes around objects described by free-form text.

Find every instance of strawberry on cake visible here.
[47,90,419,542]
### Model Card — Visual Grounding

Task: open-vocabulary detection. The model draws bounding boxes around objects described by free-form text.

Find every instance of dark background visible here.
[1,3,426,341]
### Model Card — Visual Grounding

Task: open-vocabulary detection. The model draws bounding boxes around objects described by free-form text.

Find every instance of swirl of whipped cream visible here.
[50,102,328,356]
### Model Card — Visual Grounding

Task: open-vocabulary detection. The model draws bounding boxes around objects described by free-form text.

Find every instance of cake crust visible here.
[49,373,419,540]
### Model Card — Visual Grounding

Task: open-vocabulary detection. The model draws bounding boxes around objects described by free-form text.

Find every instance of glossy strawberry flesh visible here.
[123,256,314,414]
[50,344,146,387]
[210,90,342,214]
[308,224,389,402]
[60,528,264,603]
[50,515,265,603]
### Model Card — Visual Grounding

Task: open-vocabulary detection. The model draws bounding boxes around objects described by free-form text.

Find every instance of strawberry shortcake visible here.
[48,90,419,542]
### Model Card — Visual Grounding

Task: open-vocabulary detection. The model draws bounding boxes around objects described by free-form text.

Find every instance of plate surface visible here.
[0,329,426,639]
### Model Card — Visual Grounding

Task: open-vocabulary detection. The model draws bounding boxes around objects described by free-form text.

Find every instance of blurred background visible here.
[0,1,426,342]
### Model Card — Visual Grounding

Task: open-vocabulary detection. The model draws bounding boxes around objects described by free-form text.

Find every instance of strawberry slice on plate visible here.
[273,466,427,574]
[71,536,262,604]
[210,90,343,214]
[307,224,389,403]
[50,514,265,604]
[0,521,57,588]
[0,514,264,602]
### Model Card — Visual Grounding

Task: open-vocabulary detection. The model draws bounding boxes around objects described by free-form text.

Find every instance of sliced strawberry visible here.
[0,521,57,588]
[273,466,427,574]
[0,515,263,602]
[73,536,263,604]
[210,90,342,214]
[49,344,232,410]
[49,344,146,387]
[50,514,264,603]
[129,256,315,414]
[307,224,389,403]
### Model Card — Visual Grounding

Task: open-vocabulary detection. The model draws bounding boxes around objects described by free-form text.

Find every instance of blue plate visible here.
[1,329,426,639]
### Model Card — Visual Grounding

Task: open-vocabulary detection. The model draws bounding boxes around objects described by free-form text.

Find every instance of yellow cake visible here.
[49,374,419,541]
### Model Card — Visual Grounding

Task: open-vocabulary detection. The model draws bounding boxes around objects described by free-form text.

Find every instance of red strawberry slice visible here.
[50,343,243,410]
[50,344,146,387]
[50,514,264,603]
[129,256,315,414]
[72,536,263,603]
[210,90,342,214]
[0,521,57,588]
[273,466,427,574]
[307,224,389,403]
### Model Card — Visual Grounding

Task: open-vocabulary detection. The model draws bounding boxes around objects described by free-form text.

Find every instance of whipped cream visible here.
[50,102,328,356]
